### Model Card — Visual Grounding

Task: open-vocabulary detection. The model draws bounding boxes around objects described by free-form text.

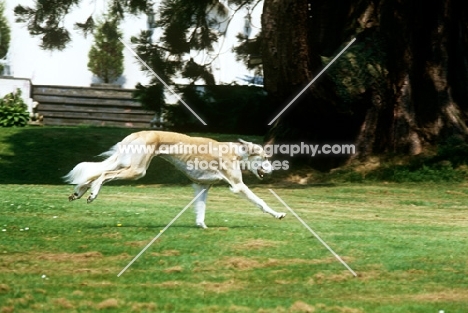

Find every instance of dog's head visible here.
[237,139,272,180]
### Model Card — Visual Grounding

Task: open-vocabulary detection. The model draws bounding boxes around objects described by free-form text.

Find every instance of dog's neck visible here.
[233,143,253,162]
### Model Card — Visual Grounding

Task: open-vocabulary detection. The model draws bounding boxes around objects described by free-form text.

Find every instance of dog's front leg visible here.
[231,183,286,219]
[192,184,211,229]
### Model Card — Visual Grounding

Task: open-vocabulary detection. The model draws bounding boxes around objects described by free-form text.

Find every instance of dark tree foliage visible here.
[132,0,260,83]
[232,32,263,75]
[15,0,261,92]
[13,0,259,71]
[133,82,165,115]
[262,0,468,170]
[14,0,77,50]
[14,0,149,50]
[163,85,270,135]
[14,0,261,123]
[130,0,261,115]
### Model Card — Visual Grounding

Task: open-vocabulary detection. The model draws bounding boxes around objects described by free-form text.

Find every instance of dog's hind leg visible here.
[69,183,90,201]
[87,150,151,203]
[87,167,147,203]
[230,183,286,220]
[192,184,211,229]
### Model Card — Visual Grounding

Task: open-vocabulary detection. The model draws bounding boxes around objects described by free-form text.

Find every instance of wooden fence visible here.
[33,85,155,128]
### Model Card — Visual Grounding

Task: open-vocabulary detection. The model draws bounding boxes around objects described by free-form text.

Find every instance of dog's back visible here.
[122,131,218,147]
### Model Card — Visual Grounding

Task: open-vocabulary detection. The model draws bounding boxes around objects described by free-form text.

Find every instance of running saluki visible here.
[64,131,286,228]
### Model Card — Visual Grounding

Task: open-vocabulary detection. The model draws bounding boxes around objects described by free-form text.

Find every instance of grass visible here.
[1,126,468,312]
[2,183,468,312]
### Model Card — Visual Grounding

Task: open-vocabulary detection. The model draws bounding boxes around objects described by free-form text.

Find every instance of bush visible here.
[435,135,468,167]
[133,83,165,115]
[0,89,30,127]
[87,17,124,84]
[384,163,464,183]
[164,85,270,135]
[329,135,468,183]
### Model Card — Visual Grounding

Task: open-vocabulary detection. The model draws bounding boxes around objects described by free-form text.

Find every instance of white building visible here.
[1,0,262,89]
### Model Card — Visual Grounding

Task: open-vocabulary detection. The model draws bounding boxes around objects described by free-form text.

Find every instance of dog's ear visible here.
[237,139,252,156]
[238,139,251,145]
[238,139,265,156]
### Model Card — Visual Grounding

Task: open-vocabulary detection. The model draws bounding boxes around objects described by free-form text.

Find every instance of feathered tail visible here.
[63,144,121,185]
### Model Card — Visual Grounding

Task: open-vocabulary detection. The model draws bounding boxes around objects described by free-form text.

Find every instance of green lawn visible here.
[1,127,468,312]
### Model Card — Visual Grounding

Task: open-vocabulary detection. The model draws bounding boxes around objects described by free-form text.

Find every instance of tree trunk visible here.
[262,0,468,170]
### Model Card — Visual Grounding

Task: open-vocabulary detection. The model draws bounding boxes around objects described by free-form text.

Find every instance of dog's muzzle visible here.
[257,168,265,179]
[256,160,272,180]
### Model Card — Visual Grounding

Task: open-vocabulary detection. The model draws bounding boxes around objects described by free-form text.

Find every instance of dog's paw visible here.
[196,222,208,229]
[68,192,80,202]
[276,213,286,219]
[87,195,95,203]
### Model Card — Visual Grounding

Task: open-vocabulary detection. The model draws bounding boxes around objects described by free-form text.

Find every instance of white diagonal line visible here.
[117,189,206,277]
[119,38,207,126]
[269,189,357,277]
[268,38,356,125]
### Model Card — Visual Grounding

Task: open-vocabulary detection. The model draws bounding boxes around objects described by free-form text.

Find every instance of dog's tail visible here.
[63,144,122,185]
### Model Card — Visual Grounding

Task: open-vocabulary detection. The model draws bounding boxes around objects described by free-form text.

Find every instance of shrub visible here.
[87,17,124,84]
[0,89,30,127]
[163,85,270,135]
[436,135,468,167]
